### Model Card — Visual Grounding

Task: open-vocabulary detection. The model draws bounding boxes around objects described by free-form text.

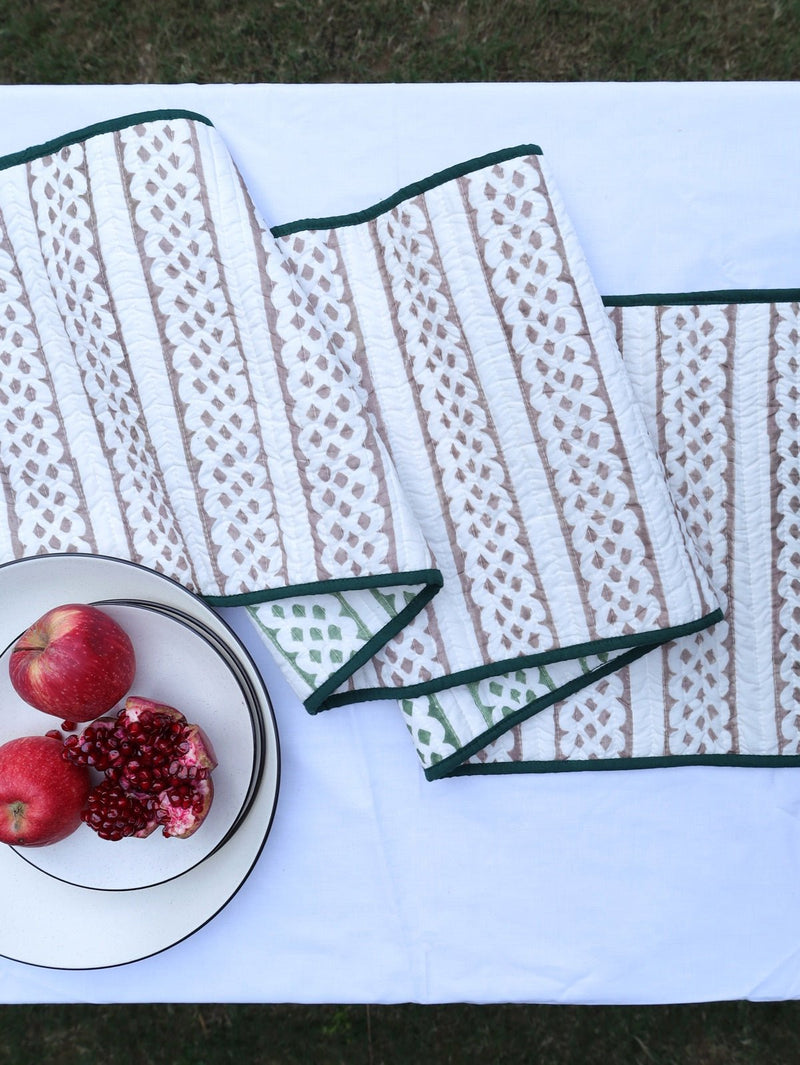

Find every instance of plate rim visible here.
[0,552,281,970]
[7,599,263,893]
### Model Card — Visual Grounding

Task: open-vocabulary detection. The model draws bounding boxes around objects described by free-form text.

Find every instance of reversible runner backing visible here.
[0,109,795,778]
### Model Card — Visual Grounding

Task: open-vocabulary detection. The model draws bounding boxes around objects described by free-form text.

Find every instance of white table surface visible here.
[1,81,800,1004]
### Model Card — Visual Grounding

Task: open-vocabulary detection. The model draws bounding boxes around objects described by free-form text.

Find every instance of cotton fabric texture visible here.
[2,109,793,778]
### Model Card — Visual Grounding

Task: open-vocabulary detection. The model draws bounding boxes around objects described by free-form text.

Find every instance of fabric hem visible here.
[319,607,722,712]
[418,607,722,780]
[270,143,544,237]
[203,567,443,608]
[424,642,654,780]
[304,575,443,714]
[0,109,214,174]
[602,288,800,307]
[233,569,443,715]
[448,753,800,776]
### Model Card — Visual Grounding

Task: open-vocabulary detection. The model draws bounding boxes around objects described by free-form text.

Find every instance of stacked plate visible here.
[0,554,280,970]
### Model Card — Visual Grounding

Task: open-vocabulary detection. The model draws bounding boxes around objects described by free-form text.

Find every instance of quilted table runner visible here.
[0,108,795,778]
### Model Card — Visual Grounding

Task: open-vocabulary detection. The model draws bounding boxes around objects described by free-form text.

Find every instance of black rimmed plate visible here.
[4,601,262,891]
[0,554,280,969]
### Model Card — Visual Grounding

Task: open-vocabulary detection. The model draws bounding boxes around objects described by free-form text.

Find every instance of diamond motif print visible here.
[771,302,800,752]
[0,207,94,556]
[373,197,555,659]
[27,144,196,584]
[117,120,284,596]
[462,157,664,639]
[657,305,735,755]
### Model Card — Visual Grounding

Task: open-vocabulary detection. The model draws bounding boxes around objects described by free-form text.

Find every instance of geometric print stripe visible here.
[0,202,97,558]
[370,197,556,660]
[115,121,281,595]
[459,157,670,640]
[769,301,800,753]
[26,142,197,586]
[655,303,738,756]
[269,225,397,582]
[458,171,597,642]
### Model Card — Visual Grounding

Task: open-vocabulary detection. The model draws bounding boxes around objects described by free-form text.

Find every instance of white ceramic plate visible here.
[0,554,280,969]
[3,601,259,891]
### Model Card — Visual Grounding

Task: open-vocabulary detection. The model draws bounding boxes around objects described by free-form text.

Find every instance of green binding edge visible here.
[270,143,544,237]
[603,288,800,307]
[0,109,214,173]
[321,606,722,711]
[422,606,717,781]
[219,568,444,716]
[451,752,800,776]
[204,568,441,610]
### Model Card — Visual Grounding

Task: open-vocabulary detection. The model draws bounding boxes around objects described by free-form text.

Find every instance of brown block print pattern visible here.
[655,305,737,756]
[116,119,283,595]
[0,205,96,557]
[268,226,395,581]
[770,302,800,753]
[554,669,632,759]
[370,195,557,661]
[270,224,454,689]
[459,156,667,642]
[26,142,196,586]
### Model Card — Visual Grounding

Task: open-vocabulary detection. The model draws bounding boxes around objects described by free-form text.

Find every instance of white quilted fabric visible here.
[5,110,791,779]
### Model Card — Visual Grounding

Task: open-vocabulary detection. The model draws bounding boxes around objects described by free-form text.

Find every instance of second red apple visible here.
[0,734,90,846]
[9,603,136,722]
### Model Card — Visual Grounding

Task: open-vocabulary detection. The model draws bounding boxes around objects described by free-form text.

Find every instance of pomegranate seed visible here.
[60,699,217,841]
[82,781,159,840]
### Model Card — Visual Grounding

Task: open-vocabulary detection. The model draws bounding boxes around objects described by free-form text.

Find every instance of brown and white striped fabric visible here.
[460,298,800,773]
[0,109,767,779]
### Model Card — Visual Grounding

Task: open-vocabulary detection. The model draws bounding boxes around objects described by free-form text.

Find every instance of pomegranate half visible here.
[62,695,217,841]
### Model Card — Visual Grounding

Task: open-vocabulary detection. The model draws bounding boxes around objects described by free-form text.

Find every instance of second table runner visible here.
[1,108,781,778]
[459,293,800,775]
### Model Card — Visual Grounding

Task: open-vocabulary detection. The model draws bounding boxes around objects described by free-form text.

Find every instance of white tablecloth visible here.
[1,81,800,1004]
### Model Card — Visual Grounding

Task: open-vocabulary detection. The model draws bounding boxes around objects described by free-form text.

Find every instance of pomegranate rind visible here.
[120,695,184,724]
[133,818,159,839]
[156,777,214,839]
[178,722,218,775]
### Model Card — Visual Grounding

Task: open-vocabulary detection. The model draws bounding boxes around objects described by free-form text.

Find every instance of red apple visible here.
[9,604,136,722]
[0,735,90,846]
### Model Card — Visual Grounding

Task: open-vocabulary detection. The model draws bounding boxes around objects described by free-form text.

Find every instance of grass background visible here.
[1,0,800,1061]
[0,0,798,82]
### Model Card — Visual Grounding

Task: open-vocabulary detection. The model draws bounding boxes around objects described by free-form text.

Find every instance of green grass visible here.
[2,1001,800,1065]
[0,0,798,83]
[1,0,800,1059]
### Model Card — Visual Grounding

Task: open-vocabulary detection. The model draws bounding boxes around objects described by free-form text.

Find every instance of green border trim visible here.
[417,606,721,780]
[270,143,543,238]
[203,567,442,608]
[304,574,442,714]
[319,607,722,710]
[450,753,800,776]
[425,641,654,781]
[216,568,443,715]
[0,109,213,174]
[602,288,800,307]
